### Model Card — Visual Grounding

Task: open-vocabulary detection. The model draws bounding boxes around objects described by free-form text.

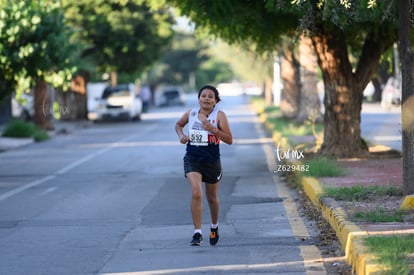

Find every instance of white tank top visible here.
[188,107,220,146]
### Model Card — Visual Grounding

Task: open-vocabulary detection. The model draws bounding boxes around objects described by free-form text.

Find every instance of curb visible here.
[253,101,412,274]
[0,137,34,152]
[401,195,414,210]
[256,111,383,274]
[302,177,386,275]
[0,120,92,153]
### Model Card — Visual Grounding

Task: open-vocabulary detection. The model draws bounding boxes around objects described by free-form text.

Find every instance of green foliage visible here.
[0,0,77,100]
[198,59,234,85]
[168,0,298,52]
[169,0,397,53]
[323,186,403,201]
[364,235,414,275]
[148,31,209,86]
[145,31,240,88]
[2,120,36,138]
[33,129,50,142]
[2,120,49,141]
[63,0,174,77]
[302,157,346,177]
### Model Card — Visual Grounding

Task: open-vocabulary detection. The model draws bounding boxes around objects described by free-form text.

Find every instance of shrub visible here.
[2,120,49,141]
[2,120,36,138]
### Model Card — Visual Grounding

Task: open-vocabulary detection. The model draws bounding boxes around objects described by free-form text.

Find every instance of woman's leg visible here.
[205,182,220,225]
[186,172,203,230]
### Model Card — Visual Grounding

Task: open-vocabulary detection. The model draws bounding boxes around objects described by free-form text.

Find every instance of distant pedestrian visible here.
[175,85,233,246]
[140,84,151,113]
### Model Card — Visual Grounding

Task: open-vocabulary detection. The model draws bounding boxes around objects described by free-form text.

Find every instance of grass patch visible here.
[353,208,407,223]
[251,96,323,139]
[2,120,49,142]
[323,186,403,201]
[302,157,346,177]
[364,235,414,275]
[250,96,280,114]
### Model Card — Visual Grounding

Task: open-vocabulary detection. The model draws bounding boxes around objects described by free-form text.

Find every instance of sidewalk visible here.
[0,120,92,152]
[249,99,411,274]
[270,133,412,273]
[300,151,412,275]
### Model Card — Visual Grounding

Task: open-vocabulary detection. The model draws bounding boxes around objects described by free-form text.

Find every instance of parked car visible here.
[91,84,142,121]
[154,86,186,107]
[11,92,34,121]
[381,77,401,108]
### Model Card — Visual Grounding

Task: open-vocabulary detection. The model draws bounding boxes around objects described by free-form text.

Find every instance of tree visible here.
[278,36,321,122]
[398,0,414,194]
[209,40,273,101]
[167,0,398,158]
[296,35,321,124]
[150,31,210,87]
[0,0,77,129]
[63,0,174,85]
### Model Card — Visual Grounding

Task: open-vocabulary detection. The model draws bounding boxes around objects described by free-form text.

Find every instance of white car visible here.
[381,77,401,108]
[154,86,186,107]
[91,84,142,121]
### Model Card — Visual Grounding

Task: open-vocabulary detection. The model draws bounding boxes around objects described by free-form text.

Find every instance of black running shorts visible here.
[184,155,222,184]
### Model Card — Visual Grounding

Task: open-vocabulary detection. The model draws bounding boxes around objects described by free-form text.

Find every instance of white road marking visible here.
[0,133,141,202]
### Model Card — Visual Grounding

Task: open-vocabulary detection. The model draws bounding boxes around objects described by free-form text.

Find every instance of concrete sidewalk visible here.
[0,120,92,152]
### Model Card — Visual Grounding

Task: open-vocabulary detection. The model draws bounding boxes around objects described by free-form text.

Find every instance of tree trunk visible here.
[0,80,13,123]
[70,73,88,120]
[280,43,300,119]
[398,0,414,195]
[296,35,321,124]
[111,71,117,86]
[34,79,53,130]
[311,24,394,158]
[0,95,12,124]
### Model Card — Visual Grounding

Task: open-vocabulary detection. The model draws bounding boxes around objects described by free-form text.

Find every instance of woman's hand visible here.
[179,135,188,144]
[201,119,216,133]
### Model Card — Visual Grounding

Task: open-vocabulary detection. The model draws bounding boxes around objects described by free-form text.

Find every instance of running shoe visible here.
[190,233,203,246]
[209,227,219,246]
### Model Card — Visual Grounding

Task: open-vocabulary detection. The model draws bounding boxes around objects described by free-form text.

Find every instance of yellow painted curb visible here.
[252,103,395,275]
[400,195,414,210]
[301,177,323,206]
[301,177,388,275]
[350,236,389,275]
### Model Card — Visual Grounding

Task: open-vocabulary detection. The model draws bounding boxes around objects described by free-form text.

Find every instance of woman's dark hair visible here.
[198,85,221,103]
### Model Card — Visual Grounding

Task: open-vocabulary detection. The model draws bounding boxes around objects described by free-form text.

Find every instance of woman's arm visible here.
[215,111,233,145]
[175,110,190,144]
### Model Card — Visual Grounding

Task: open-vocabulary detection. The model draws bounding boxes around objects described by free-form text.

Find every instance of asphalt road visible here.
[0,94,325,275]
[361,103,402,152]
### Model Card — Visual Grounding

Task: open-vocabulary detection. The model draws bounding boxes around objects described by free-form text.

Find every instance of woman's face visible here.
[198,89,217,109]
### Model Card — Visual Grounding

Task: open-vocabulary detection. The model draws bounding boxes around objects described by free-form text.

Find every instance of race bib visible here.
[189,129,208,146]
